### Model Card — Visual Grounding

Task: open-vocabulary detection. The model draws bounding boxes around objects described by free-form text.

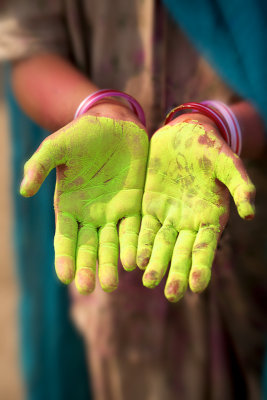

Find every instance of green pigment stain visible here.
[137,121,255,301]
[20,115,149,294]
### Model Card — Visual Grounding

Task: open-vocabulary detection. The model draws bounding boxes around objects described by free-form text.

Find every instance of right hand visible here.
[20,101,149,294]
[137,114,255,302]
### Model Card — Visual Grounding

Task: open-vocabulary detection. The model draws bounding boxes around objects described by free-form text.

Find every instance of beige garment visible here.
[0,0,233,131]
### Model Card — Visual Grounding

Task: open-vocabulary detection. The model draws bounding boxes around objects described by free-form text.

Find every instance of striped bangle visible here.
[201,100,242,155]
[74,89,146,127]
[164,101,242,155]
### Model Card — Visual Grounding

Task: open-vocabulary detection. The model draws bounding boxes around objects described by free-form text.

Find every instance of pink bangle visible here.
[74,89,146,126]
[164,102,242,155]
[201,100,242,155]
[165,102,230,146]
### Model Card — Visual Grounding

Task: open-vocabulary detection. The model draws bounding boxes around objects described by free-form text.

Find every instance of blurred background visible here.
[0,65,23,398]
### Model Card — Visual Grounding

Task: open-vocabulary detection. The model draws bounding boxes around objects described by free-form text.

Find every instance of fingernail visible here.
[165,279,186,302]
[189,267,211,293]
[143,270,160,288]
[55,256,75,284]
[76,268,95,294]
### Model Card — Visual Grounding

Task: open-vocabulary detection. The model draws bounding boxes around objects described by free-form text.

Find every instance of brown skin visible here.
[12,53,97,131]
[12,52,138,131]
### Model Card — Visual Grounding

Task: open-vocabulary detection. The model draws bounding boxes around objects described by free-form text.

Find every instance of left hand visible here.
[20,101,148,294]
[136,114,255,302]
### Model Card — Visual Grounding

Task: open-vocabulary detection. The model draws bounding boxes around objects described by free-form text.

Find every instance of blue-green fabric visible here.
[162,0,267,128]
[4,66,92,400]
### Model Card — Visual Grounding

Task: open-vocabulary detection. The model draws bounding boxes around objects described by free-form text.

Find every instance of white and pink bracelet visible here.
[164,101,242,155]
[201,100,242,155]
[74,89,146,127]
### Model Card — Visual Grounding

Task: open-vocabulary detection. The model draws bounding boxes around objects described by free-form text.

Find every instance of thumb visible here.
[20,136,64,197]
[216,151,256,220]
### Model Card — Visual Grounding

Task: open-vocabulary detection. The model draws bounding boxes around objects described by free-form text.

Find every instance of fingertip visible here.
[233,183,256,220]
[122,263,137,272]
[189,267,211,293]
[20,177,32,197]
[136,249,151,270]
[55,256,75,284]
[142,270,160,288]
[75,268,95,295]
[165,292,184,303]
[20,184,29,197]
[120,248,137,271]
[99,265,118,292]
[137,258,149,270]
[244,213,255,221]
[20,174,41,197]
[237,202,255,221]
[100,282,118,293]
[164,279,187,303]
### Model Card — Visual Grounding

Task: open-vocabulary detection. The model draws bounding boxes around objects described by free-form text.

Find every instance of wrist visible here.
[165,102,242,154]
[83,99,143,126]
[230,102,266,159]
[168,112,218,130]
[75,89,146,128]
[166,112,222,141]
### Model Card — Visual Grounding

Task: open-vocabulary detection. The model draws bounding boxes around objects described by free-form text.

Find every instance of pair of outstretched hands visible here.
[20,100,255,302]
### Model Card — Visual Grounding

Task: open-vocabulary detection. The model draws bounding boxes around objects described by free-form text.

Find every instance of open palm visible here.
[137,119,255,302]
[21,113,148,294]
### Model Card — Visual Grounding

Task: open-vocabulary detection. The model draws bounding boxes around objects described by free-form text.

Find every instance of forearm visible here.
[230,101,266,159]
[12,53,98,132]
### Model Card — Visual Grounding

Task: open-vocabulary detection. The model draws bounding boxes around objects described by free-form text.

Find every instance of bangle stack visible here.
[74,89,146,127]
[201,100,242,155]
[75,91,242,155]
[164,101,242,155]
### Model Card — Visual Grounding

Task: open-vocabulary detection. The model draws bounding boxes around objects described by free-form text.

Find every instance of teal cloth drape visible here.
[4,66,92,400]
[162,0,267,128]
